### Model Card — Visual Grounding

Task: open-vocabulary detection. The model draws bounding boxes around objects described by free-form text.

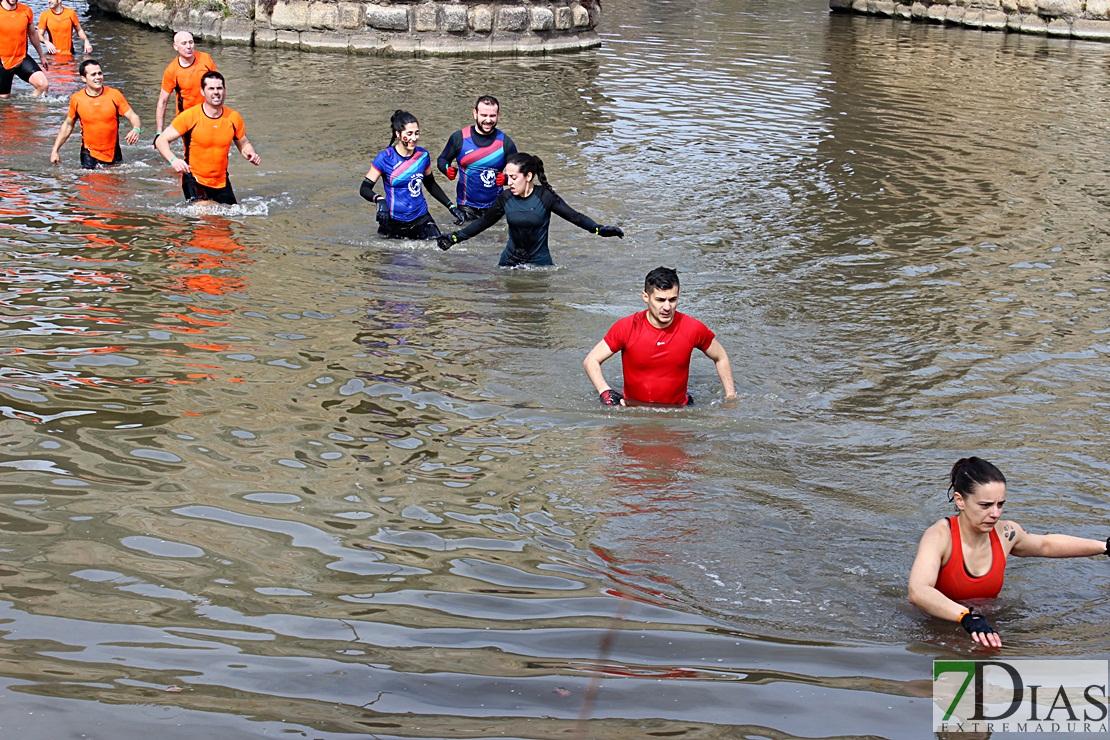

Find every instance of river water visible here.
[3,1,1110,737]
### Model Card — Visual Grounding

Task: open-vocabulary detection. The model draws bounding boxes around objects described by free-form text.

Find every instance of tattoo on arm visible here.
[1003,524,1015,541]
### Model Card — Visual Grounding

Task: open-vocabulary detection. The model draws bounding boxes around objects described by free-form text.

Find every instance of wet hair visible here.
[475,95,500,111]
[644,267,680,293]
[78,59,102,78]
[389,110,418,146]
[505,152,552,193]
[948,457,1006,501]
[200,70,225,89]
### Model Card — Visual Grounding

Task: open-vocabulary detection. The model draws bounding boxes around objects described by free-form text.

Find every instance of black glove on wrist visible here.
[599,389,623,406]
[595,225,624,238]
[960,609,997,638]
[449,206,465,225]
[437,234,458,251]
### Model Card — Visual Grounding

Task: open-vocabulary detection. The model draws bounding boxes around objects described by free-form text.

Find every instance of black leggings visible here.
[378,212,440,240]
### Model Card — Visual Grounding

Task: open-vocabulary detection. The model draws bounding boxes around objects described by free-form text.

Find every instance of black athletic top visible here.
[452,185,599,267]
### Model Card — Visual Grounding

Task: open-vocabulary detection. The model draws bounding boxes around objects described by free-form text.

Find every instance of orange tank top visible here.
[935,515,1005,601]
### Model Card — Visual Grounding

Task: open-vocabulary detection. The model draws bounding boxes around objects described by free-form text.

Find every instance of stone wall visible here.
[89,0,602,55]
[830,0,1110,40]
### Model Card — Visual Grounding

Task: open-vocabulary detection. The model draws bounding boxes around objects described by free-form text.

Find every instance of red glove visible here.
[495,171,506,187]
[446,165,458,180]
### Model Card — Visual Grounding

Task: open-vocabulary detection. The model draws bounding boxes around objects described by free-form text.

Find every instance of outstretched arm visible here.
[1008,522,1108,558]
[702,339,736,400]
[75,19,92,53]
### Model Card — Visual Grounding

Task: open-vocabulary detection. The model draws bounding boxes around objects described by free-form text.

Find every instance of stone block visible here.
[367,5,409,30]
[300,30,349,49]
[963,8,983,25]
[413,2,437,31]
[981,8,1008,25]
[1006,11,1023,28]
[1086,0,1110,19]
[910,2,928,18]
[572,3,589,26]
[442,4,467,31]
[141,2,171,26]
[254,28,277,45]
[869,1,896,16]
[1046,16,1071,31]
[927,4,948,20]
[307,1,338,29]
[1016,0,1037,10]
[271,0,309,29]
[227,0,250,19]
[253,0,270,23]
[274,29,301,46]
[220,17,253,41]
[1072,17,1110,36]
[530,7,554,30]
[895,4,912,18]
[851,0,866,11]
[349,32,384,52]
[1020,13,1049,29]
[337,2,363,28]
[999,0,1019,9]
[555,6,571,28]
[469,5,492,31]
[948,5,966,21]
[497,6,527,30]
[1037,0,1080,14]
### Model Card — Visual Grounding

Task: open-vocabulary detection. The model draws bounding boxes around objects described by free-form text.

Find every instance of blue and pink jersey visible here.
[456,126,507,209]
[372,145,432,222]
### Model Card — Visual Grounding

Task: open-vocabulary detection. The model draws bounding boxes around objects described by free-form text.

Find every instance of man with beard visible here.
[437,95,518,222]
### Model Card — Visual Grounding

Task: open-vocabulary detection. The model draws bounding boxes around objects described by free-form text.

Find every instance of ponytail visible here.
[948,457,1006,501]
[389,110,418,146]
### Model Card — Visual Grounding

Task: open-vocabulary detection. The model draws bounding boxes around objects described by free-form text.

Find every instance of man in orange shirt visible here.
[155,71,260,205]
[50,59,141,168]
[37,0,91,57]
[154,31,216,138]
[0,0,54,98]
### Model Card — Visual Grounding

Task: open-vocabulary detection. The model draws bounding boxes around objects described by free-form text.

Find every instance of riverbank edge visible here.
[87,0,602,56]
[829,0,1110,42]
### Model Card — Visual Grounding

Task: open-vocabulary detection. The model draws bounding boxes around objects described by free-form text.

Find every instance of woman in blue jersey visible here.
[436,152,624,267]
[360,110,464,240]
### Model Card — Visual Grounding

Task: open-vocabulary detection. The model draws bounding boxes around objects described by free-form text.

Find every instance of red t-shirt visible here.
[0,2,33,70]
[604,311,715,405]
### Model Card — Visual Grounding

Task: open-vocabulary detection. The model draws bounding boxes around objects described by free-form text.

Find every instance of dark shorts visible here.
[182,172,237,205]
[0,56,41,96]
[378,211,441,240]
[457,204,489,222]
[80,144,123,170]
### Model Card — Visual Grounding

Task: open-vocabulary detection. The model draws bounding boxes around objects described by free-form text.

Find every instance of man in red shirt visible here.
[584,266,736,406]
[0,0,54,98]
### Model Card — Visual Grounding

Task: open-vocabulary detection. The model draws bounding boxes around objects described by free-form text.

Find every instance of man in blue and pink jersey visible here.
[584,267,737,407]
[437,95,518,222]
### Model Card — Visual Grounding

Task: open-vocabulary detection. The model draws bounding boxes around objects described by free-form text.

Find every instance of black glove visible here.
[596,225,624,238]
[449,205,465,225]
[599,389,623,406]
[375,200,388,224]
[437,233,458,251]
[1104,535,1109,555]
[960,609,996,639]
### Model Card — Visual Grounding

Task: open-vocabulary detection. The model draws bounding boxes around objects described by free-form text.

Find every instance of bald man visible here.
[154,31,216,138]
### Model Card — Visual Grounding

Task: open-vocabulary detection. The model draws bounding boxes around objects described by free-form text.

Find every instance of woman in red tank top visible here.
[908,457,1108,648]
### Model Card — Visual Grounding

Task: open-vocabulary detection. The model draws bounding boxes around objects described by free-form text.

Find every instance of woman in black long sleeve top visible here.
[437,152,623,267]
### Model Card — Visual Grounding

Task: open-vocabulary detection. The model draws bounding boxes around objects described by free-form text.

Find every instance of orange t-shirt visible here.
[160,51,216,115]
[37,7,78,55]
[0,2,33,70]
[170,104,245,188]
[67,86,131,163]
